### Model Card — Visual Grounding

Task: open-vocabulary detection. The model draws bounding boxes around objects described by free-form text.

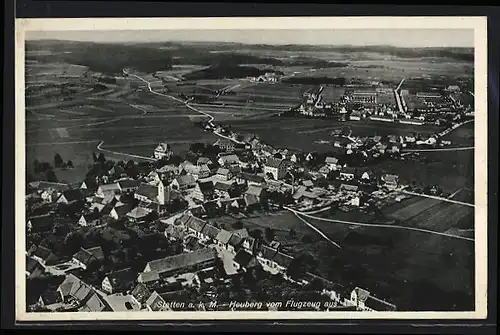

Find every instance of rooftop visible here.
[144,248,217,275]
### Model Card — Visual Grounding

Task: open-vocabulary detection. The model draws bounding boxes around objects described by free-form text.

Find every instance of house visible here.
[40,189,60,203]
[360,170,375,181]
[214,182,233,199]
[381,174,399,190]
[200,224,221,242]
[270,252,294,273]
[318,165,331,178]
[339,167,357,181]
[196,164,212,179]
[57,274,95,305]
[213,139,235,152]
[242,236,259,255]
[170,175,196,191]
[256,245,278,269]
[26,256,44,278]
[29,181,70,193]
[96,183,121,198]
[126,206,153,222]
[79,292,109,312]
[349,287,396,311]
[103,294,142,312]
[215,230,233,250]
[117,179,141,193]
[145,291,171,311]
[56,189,84,205]
[192,181,215,202]
[78,212,101,227]
[245,185,267,205]
[232,249,259,272]
[264,158,287,180]
[140,248,218,279]
[137,271,161,286]
[26,215,53,233]
[218,154,240,167]
[72,246,105,270]
[109,204,134,220]
[38,289,63,308]
[227,234,244,254]
[32,245,59,266]
[236,173,266,187]
[130,283,153,307]
[325,157,340,170]
[185,215,208,239]
[108,165,126,179]
[183,235,202,253]
[340,184,359,193]
[197,157,213,166]
[154,142,173,160]
[164,222,187,241]
[102,267,137,294]
[292,186,320,205]
[134,183,158,203]
[216,168,233,181]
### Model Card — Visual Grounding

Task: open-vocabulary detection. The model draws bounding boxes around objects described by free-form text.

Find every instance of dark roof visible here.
[135,183,158,200]
[73,248,96,266]
[228,234,243,247]
[272,252,294,268]
[233,249,256,268]
[265,158,284,168]
[106,267,136,291]
[144,248,217,275]
[259,245,278,260]
[165,224,186,240]
[340,184,359,192]
[201,224,221,239]
[40,289,62,305]
[244,194,259,207]
[131,283,152,304]
[27,215,53,232]
[341,167,357,175]
[117,179,141,189]
[26,256,42,273]
[238,172,265,183]
[34,245,57,262]
[186,215,207,233]
[86,246,105,261]
[197,181,214,195]
[59,189,84,202]
[214,182,232,191]
[81,212,101,223]
[29,181,70,192]
[174,174,196,186]
[216,230,233,244]
[112,204,134,218]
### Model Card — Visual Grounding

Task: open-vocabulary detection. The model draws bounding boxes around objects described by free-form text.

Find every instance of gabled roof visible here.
[79,293,107,312]
[112,204,134,218]
[197,157,212,165]
[117,179,141,189]
[137,271,160,284]
[238,172,265,183]
[80,212,100,223]
[27,215,53,232]
[243,194,259,207]
[29,181,70,192]
[233,249,257,268]
[26,256,42,273]
[73,248,97,266]
[216,168,231,176]
[201,224,221,239]
[174,174,196,186]
[259,245,278,260]
[382,174,399,182]
[214,139,235,147]
[340,167,357,175]
[232,228,250,238]
[33,245,57,262]
[126,206,152,219]
[325,156,339,164]
[98,183,121,193]
[214,182,232,191]
[216,229,233,244]
[246,185,264,197]
[105,267,136,291]
[103,294,141,312]
[265,158,284,168]
[340,184,359,192]
[39,289,62,305]
[196,181,214,195]
[86,246,105,261]
[135,183,158,200]
[155,142,172,153]
[131,283,152,304]
[146,291,170,311]
[218,154,239,163]
[59,189,84,202]
[272,252,294,268]
[185,215,207,233]
[228,234,243,247]
[144,248,217,275]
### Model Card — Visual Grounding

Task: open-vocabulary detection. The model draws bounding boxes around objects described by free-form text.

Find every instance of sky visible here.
[26,29,474,48]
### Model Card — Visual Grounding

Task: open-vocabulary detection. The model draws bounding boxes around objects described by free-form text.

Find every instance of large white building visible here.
[154,143,173,160]
[264,158,287,180]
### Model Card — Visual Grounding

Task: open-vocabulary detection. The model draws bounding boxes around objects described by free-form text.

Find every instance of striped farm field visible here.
[385,197,442,222]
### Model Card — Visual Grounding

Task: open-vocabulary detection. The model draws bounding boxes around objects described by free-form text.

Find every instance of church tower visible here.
[157,179,170,206]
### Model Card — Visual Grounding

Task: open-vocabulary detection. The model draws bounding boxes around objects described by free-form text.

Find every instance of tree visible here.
[92,152,98,163]
[97,153,106,164]
[249,229,263,240]
[45,170,58,182]
[67,160,74,168]
[33,159,40,173]
[289,228,297,239]
[54,153,64,168]
[264,227,275,242]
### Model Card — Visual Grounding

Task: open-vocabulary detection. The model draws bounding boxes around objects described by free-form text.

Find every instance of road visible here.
[292,212,342,249]
[96,141,156,162]
[403,146,474,153]
[129,73,245,145]
[284,206,474,242]
[400,189,475,207]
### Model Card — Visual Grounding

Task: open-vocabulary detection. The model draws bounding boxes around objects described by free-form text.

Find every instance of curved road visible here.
[284,206,474,242]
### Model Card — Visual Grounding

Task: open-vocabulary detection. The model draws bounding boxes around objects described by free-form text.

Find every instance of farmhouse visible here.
[96,183,121,198]
[26,215,53,233]
[56,189,84,205]
[140,248,218,279]
[197,157,213,166]
[349,287,396,311]
[126,206,152,222]
[72,246,105,270]
[218,154,240,167]
[103,294,142,312]
[236,172,266,187]
[381,174,399,190]
[216,168,233,181]
[102,267,136,294]
[117,179,141,193]
[339,167,357,181]
[213,139,235,152]
[214,182,233,199]
[256,245,278,269]
[192,181,215,202]
[170,175,196,191]
[154,142,173,160]
[325,156,340,170]
[109,204,134,220]
[233,249,259,273]
[32,245,59,266]
[264,158,287,180]
[78,212,101,227]
[185,215,208,239]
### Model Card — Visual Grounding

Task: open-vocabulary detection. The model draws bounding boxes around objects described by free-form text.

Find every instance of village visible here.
[24,99,475,314]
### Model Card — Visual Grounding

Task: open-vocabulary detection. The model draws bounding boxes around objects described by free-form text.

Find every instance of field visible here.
[233,209,474,311]
[441,121,474,146]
